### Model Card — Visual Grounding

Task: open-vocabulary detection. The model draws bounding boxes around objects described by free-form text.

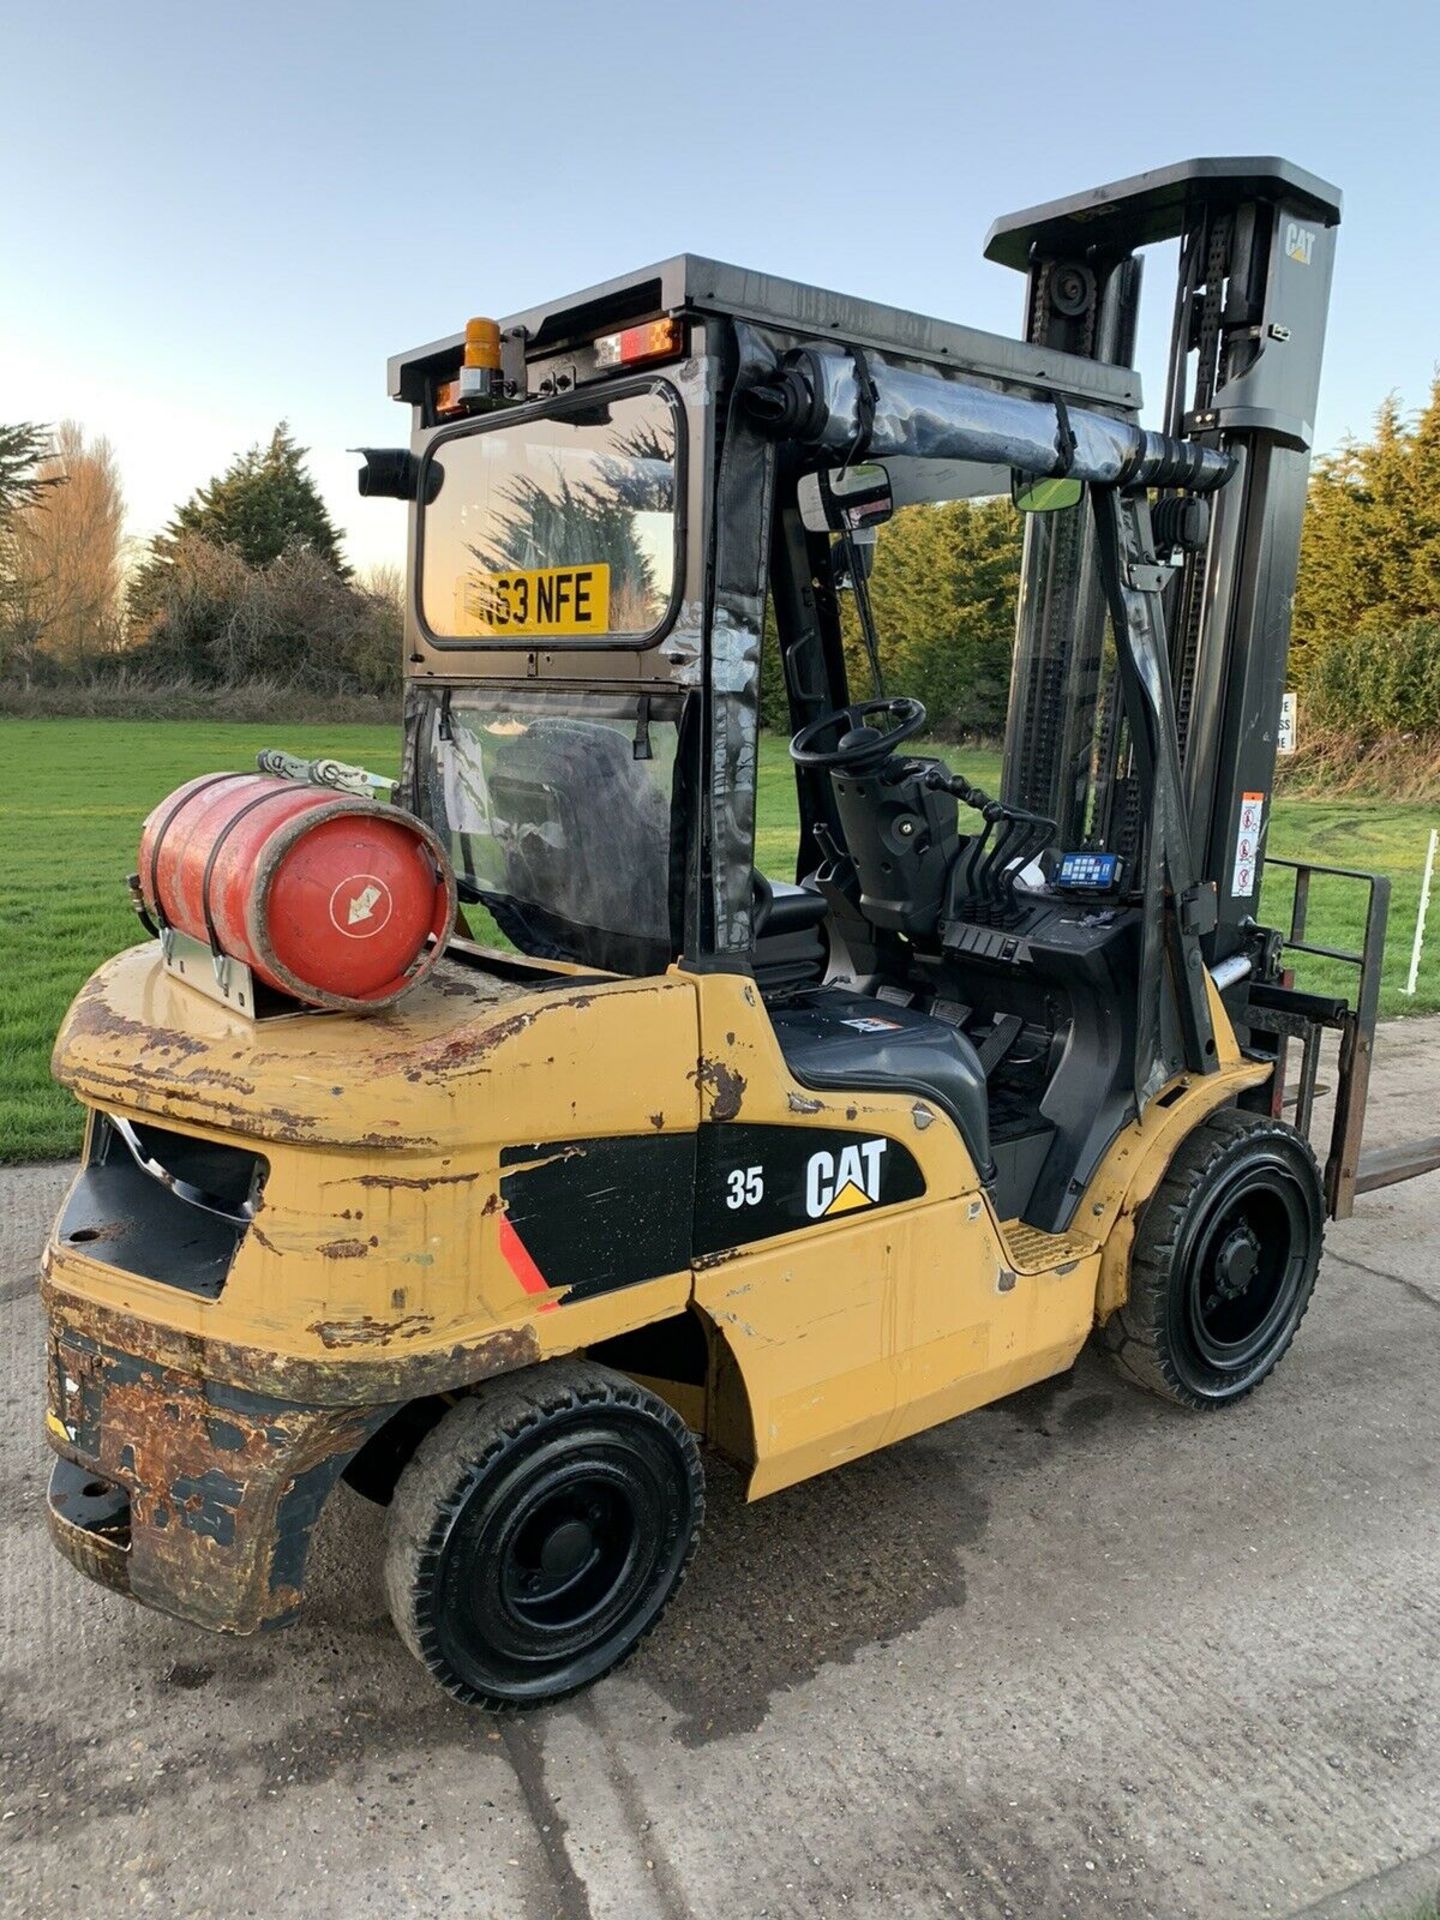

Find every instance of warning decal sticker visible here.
[1231,791,1265,899]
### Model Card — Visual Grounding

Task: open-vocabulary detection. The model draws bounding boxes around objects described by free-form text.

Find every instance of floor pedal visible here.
[977,1012,1024,1076]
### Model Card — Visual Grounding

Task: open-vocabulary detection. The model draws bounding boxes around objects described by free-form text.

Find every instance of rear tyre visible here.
[383,1361,703,1710]
[1101,1109,1324,1411]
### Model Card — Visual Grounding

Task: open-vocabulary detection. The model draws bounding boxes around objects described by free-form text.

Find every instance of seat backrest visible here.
[769,989,993,1181]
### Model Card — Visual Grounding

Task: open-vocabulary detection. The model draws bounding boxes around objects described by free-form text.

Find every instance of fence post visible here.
[1404,828,1438,997]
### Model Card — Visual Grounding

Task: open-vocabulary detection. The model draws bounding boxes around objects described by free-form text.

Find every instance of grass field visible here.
[4,715,1440,1162]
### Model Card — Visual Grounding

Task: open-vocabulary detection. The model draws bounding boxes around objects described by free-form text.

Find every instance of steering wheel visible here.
[789,697,928,772]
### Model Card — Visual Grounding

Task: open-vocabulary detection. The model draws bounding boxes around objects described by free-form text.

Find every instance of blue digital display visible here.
[1057,851,1122,891]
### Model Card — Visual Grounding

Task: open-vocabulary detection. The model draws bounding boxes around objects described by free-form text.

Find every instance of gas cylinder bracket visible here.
[160,926,260,1018]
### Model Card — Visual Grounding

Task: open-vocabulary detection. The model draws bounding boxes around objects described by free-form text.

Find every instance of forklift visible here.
[43,157,1396,1710]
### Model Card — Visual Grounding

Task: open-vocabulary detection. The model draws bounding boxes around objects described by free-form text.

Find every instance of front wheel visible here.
[383,1362,703,1710]
[1102,1109,1324,1410]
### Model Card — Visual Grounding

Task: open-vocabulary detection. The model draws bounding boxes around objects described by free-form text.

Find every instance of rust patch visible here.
[44,1273,544,1405]
[351,1169,481,1192]
[44,1318,382,1632]
[691,1056,747,1122]
[393,1005,538,1080]
[66,987,203,1057]
[649,1111,665,1130]
[693,1247,744,1270]
[174,1063,256,1097]
[501,1143,586,1176]
[317,1238,373,1261]
[308,1313,435,1349]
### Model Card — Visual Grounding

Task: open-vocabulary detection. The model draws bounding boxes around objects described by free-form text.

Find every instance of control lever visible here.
[923,767,1055,926]
[922,766,998,911]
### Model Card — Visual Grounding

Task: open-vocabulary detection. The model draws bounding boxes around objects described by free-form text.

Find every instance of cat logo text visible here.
[1285,221,1316,266]
[806,1139,888,1219]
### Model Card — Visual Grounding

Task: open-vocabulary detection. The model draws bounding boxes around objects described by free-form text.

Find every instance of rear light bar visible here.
[594,315,684,370]
[433,312,683,418]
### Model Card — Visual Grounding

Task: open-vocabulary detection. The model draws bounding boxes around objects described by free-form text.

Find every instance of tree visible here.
[129,422,346,635]
[0,422,57,528]
[0,423,60,669]
[5,422,127,671]
[1293,379,1440,679]
[760,496,1023,738]
[131,534,401,696]
[841,497,1022,735]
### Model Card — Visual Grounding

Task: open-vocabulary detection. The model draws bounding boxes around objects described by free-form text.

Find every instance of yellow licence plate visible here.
[460,562,611,638]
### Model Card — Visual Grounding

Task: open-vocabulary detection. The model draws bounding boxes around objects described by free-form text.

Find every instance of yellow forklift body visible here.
[43,942,1263,1631]
[689,972,1264,1495]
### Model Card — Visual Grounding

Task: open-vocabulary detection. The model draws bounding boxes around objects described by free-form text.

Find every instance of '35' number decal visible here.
[725,1165,764,1210]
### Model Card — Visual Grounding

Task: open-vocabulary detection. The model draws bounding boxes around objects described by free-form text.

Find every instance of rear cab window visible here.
[418,383,682,647]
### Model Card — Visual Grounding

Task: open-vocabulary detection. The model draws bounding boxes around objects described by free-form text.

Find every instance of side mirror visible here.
[1011,472,1083,513]
[798,462,895,536]
[355,448,444,504]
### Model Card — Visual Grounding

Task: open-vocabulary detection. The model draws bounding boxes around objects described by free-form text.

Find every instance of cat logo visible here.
[805,1138,888,1219]
[1285,220,1316,266]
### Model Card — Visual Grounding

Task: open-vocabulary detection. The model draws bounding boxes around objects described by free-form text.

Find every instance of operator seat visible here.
[770,988,994,1183]
[752,873,829,996]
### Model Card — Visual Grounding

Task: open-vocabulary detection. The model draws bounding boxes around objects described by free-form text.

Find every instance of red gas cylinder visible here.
[138,773,456,1011]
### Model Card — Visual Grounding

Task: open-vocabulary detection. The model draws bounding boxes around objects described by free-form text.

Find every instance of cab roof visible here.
[388,252,1142,414]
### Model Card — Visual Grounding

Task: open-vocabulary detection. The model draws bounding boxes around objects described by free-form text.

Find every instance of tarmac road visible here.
[2,1023,1438,1920]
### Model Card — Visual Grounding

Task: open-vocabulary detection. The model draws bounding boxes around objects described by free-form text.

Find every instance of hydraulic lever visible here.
[923,766,1055,926]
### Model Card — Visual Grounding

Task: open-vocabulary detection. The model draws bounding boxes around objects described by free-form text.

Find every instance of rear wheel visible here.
[383,1362,703,1710]
[1102,1108,1324,1410]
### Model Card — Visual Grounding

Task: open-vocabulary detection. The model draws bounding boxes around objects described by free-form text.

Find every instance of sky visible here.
[3,0,1437,577]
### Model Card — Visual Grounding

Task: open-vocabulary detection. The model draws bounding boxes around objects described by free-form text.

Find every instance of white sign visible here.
[1278,692,1298,755]
[1231,791,1265,899]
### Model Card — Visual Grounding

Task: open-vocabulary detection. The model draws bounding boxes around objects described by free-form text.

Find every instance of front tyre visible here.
[1102,1109,1324,1410]
[383,1362,703,1710]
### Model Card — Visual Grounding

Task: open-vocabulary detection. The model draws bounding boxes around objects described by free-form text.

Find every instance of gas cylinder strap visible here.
[198,785,311,962]
[145,772,240,932]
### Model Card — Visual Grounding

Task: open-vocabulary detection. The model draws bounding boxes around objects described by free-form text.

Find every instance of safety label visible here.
[1231,791,1265,899]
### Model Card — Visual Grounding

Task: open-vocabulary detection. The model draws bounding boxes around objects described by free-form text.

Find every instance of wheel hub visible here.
[539,1517,595,1580]
[1213,1222,1262,1301]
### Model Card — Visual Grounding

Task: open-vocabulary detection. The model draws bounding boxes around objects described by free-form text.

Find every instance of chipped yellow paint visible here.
[48,946,701,1394]
[686,970,1270,1496]
[688,973,1097,1496]
[46,947,1271,1501]
[692,971,983,1198]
